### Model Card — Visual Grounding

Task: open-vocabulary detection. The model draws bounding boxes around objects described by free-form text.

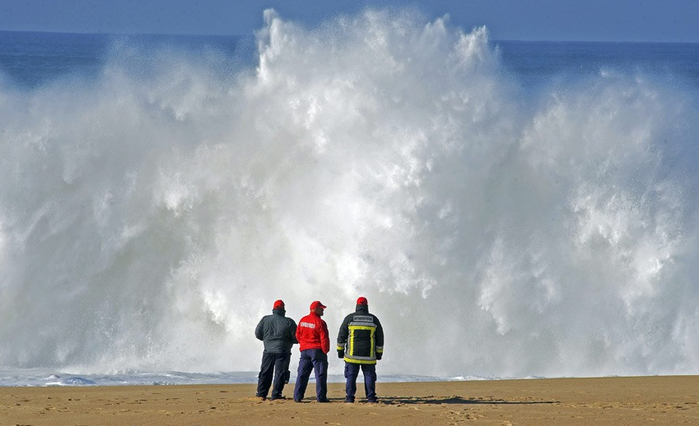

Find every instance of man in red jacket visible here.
[293,301,330,402]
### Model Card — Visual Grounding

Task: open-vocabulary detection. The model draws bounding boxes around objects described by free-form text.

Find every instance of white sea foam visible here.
[1,9,698,382]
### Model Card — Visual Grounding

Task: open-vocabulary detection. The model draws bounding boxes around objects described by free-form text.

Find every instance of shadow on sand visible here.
[378,396,560,405]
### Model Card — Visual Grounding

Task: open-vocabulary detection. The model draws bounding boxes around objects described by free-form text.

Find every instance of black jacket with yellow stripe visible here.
[337,305,384,364]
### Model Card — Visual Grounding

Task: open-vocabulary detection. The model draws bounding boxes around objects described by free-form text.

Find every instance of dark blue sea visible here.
[1,16,699,386]
[2,31,699,91]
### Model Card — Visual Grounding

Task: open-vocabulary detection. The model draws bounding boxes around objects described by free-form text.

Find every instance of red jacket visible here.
[296,312,330,353]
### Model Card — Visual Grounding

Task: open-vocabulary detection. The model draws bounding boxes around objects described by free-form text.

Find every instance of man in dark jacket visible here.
[337,296,384,403]
[255,299,298,400]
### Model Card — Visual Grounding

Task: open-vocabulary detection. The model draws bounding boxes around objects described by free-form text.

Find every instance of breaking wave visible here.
[1,9,698,378]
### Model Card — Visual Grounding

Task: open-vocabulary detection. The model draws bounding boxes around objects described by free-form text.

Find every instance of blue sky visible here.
[1,0,698,43]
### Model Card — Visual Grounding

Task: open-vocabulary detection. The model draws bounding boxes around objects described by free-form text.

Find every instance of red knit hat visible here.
[356,297,368,306]
[273,300,285,310]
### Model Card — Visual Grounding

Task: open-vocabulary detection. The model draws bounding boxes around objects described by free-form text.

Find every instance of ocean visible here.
[1,10,699,386]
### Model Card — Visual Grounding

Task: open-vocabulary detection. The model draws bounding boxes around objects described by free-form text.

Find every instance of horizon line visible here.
[1,28,698,45]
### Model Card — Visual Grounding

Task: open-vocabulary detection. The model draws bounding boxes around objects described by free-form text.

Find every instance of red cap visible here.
[310,301,327,310]
[273,300,285,310]
[356,297,368,306]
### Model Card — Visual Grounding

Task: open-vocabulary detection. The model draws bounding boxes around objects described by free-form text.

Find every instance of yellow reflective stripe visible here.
[343,357,377,365]
[349,328,358,355]
[348,325,375,358]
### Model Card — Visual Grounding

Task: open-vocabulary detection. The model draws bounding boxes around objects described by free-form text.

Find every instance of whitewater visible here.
[1,9,699,385]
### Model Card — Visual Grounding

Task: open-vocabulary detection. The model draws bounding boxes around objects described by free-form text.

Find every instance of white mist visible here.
[0,9,698,379]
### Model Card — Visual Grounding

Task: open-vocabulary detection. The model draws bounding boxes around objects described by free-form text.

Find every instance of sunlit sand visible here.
[2,376,698,425]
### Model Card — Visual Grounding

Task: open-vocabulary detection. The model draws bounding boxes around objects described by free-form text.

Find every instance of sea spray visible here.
[0,9,698,378]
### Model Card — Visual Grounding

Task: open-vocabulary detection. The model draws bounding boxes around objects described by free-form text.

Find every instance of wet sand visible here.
[1,375,698,425]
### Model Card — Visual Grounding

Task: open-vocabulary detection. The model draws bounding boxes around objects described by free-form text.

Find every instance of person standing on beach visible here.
[293,301,330,403]
[337,296,384,403]
[254,299,298,401]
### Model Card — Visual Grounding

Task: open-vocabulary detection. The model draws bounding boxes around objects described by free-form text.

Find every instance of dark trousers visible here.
[344,362,377,402]
[256,352,291,399]
[293,349,328,401]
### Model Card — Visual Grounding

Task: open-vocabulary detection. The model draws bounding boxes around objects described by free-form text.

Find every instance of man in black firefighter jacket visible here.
[255,299,298,400]
[337,297,384,403]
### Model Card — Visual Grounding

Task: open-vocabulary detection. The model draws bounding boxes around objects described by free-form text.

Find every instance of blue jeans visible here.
[294,349,328,401]
[256,352,291,399]
[344,362,377,402]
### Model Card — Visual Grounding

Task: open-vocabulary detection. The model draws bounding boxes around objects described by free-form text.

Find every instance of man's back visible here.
[256,311,297,353]
[338,304,384,364]
[296,312,330,353]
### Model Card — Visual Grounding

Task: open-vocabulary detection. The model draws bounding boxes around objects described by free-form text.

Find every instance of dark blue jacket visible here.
[255,309,298,354]
[337,305,384,364]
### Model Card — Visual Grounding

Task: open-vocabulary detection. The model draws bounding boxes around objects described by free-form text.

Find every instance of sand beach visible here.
[2,375,698,425]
